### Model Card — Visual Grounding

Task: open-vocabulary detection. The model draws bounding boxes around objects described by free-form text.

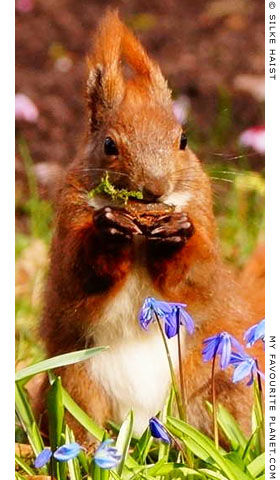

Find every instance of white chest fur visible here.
[88,331,178,435]
[86,258,179,436]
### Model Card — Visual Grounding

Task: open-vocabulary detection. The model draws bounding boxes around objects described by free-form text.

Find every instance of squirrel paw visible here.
[148,212,194,245]
[95,206,142,241]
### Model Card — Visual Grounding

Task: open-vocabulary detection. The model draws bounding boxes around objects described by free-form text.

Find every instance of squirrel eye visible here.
[104,137,119,155]
[179,133,187,150]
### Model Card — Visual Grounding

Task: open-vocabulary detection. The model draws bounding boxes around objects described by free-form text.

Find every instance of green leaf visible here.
[109,472,124,480]
[47,376,65,480]
[15,453,35,476]
[115,410,134,475]
[62,386,105,441]
[224,451,245,471]
[145,460,202,477]
[15,382,45,457]
[15,473,28,480]
[242,430,258,464]
[167,417,249,480]
[251,380,265,454]
[91,432,110,480]
[132,424,153,464]
[15,346,108,382]
[182,437,213,464]
[47,376,64,450]
[158,389,174,462]
[65,425,82,480]
[246,452,265,478]
[199,468,231,480]
[206,402,247,452]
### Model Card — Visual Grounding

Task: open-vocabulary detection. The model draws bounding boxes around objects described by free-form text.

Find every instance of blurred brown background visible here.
[16,0,264,167]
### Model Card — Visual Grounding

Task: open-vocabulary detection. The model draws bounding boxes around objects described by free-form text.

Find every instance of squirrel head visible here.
[84,10,208,209]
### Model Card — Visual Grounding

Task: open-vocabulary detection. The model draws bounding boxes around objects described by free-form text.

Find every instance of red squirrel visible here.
[39,10,264,442]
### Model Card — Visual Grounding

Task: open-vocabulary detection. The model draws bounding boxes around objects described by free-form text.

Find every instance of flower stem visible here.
[50,457,54,480]
[211,352,219,449]
[171,434,189,464]
[154,312,193,467]
[177,327,187,422]
[155,313,185,421]
[256,361,265,452]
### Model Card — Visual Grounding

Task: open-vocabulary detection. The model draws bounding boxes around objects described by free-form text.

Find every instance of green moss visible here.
[88,172,143,204]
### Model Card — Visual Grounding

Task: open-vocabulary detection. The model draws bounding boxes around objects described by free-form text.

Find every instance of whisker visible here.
[71,167,130,178]
[210,177,234,184]
[206,169,264,177]
[206,152,259,160]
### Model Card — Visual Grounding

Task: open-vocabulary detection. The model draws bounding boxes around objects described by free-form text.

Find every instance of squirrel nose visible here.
[142,181,166,202]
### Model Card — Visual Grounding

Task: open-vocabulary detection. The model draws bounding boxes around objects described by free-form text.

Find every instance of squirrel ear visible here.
[86,10,125,131]
[86,60,125,131]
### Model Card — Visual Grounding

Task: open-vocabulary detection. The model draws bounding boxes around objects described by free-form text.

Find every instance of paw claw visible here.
[95,206,142,238]
[147,211,193,245]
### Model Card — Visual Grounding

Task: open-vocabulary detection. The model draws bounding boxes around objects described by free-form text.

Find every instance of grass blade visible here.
[115,410,134,476]
[90,432,110,480]
[167,416,249,480]
[199,468,231,480]
[48,376,65,480]
[206,402,247,453]
[62,386,105,441]
[15,453,35,476]
[65,425,82,480]
[15,382,44,456]
[132,425,153,464]
[246,452,265,478]
[15,473,29,480]
[47,376,64,450]
[146,461,202,477]
[158,389,174,462]
[15,347,108,382]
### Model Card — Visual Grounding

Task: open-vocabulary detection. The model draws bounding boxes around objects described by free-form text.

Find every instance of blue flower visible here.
[34,448,52,468]
[149,417,171,444]
[202,332,244,369]
[94,439,122,470]
[53,443,82,462]
[139,297,174,330]
[139,297,194,338]
[34,443,82,468]
[244,319,265,348]
[164,305,195,339]
[230,352,265,386]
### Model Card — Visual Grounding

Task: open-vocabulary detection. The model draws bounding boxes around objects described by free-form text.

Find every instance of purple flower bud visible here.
[94,439,122,470]
[34,448,52,468]
[149,417,171,444]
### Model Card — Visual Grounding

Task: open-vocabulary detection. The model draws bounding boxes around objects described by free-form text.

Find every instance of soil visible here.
[15,0,264,172]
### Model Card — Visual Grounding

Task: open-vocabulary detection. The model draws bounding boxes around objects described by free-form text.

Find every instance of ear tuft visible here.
[86,10,125,130]
[86,9,172,130]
